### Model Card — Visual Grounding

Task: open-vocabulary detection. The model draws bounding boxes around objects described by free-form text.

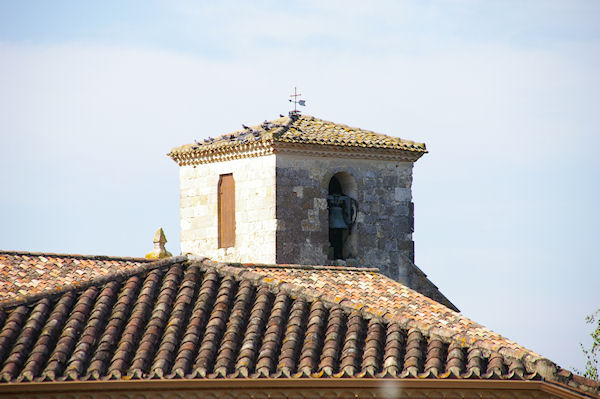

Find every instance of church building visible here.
[0,112,597,398]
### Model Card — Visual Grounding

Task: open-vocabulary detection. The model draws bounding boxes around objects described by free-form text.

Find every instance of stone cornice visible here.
[273,141,425,162]
[169,140,424,166]
[168,139,276,166]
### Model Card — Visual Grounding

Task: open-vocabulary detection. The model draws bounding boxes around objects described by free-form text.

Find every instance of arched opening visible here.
[327,172,358,261]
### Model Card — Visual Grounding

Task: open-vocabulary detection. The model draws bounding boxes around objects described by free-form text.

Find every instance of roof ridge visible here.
[268,114,293,139]
[0,249,152,262]
[227,262,381,273]
[0,255,187,309]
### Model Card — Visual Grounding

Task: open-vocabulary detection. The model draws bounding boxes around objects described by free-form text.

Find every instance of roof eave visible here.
[1,378,595,399]
[168,140,426,166]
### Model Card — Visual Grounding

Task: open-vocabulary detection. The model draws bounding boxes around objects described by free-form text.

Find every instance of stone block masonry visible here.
[179,155,277,263]
[179,151,417,278]
[275,153,416,278]
[178,149,444,298]
[170,114,458,309]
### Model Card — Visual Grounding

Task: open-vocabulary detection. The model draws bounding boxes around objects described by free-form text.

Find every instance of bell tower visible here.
[169,113,455,308]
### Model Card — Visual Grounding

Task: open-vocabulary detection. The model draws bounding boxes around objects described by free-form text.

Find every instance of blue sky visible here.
[1,0,599,372]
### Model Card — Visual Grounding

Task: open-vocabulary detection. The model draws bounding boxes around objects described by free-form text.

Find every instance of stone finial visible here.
[145,228,173,260]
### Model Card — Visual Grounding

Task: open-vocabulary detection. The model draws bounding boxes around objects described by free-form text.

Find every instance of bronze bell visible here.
[329,204,349,229]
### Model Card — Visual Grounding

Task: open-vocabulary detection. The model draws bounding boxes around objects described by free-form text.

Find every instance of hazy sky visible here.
[1,0,599,372]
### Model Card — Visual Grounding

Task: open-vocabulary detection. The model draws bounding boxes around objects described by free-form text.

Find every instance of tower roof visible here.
[168,114,427,165]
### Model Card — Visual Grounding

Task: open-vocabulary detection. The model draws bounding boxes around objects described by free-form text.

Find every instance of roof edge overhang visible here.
[168,140,425,166]
[168,139,275,166]
[0,378,595,399]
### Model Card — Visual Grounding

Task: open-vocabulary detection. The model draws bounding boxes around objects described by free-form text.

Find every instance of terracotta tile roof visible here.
[168,114,427,162]
[234,263,530,360]
[0,251,151,305]
[0,256,596,397]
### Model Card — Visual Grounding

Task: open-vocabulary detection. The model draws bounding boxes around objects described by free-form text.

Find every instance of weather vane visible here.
[288,87,306,116]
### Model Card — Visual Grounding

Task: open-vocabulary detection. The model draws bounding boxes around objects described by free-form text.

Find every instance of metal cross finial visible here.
[288,87,306,115]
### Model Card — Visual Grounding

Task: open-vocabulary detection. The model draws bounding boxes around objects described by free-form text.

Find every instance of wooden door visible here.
[218,174,235,248]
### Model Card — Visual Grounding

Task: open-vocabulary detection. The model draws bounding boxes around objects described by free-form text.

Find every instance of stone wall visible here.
[275,153,415,279]
[177,151,457,309]
[179,155,277,263]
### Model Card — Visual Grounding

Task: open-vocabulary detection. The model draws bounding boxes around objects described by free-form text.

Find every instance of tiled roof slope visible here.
[0,251,151,305]
[237,264,527,359]
[168,114,427,162]
[0,256,596,396]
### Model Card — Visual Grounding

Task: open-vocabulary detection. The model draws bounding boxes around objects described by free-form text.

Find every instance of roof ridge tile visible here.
[232,263,380,273]
[0,250,151,262]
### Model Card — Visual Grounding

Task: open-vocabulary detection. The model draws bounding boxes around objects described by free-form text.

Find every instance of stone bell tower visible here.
[169,113,455,308]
